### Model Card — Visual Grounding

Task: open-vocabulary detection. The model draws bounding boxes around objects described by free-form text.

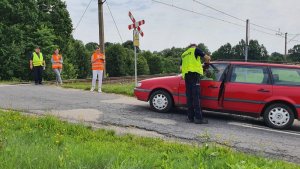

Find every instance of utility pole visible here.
[285,32,287,61]
[98,0,106,76]
[245,19,249,62]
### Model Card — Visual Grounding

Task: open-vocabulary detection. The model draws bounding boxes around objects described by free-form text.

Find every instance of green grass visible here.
[0,110,299,169]
[62,82,135,96]
[0,80,26,85]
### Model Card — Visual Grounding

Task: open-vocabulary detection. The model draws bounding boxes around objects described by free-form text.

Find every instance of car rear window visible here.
[271,67,300,86]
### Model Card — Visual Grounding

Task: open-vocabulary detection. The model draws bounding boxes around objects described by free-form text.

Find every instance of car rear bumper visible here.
[134,88,151,102]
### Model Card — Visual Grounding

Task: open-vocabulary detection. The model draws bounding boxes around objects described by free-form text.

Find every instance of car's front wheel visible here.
[263,103,295,129]
[149,90,173,113]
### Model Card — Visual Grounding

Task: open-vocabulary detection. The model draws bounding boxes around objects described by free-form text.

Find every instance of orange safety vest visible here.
[92,52,105,70]
[52,54,63,69]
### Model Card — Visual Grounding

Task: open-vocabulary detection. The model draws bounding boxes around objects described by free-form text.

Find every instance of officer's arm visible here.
[29,53,33,69]
[195,48,205,58]
[91,55,95,63]
[30,60,33,69]
[179,59,182,71]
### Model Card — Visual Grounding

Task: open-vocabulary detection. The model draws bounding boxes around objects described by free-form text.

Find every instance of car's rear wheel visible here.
[263,103,294,129]
[149,90,173,113]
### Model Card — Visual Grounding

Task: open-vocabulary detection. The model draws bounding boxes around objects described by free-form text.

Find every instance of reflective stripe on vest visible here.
[32,52,44,66]
[52,54,63,69]
[181,48,203,79]
[92,53,105,70]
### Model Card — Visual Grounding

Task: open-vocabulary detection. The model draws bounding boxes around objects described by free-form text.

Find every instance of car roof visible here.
[212,61,300,69]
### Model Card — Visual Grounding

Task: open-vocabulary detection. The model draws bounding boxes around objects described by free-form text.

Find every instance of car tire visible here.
[149,90,173,113]
[263,103,295,129]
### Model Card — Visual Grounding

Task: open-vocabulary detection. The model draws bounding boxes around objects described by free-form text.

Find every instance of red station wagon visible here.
[134,62,300,129]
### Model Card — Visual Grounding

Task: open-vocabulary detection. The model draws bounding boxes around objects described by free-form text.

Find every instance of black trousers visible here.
[33,66,43,84]
[185,72,203,120]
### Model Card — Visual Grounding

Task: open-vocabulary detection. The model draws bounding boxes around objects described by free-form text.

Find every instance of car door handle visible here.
[257,89,270,93]
[208,85,218,89]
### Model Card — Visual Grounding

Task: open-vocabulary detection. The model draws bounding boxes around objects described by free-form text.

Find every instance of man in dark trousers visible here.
[180,44,210,124]
[30,46,46,85]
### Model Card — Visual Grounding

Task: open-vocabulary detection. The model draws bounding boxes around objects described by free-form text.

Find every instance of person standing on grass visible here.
[30,46,45,85]
[51,48,63,85]
[180,44,211,124]
[90,47,105,93]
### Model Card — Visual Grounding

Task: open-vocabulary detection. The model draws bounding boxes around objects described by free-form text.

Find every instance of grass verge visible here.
[62,82,135,96]
[0,110,299,169]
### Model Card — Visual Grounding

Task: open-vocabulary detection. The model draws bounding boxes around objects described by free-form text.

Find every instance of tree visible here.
[137,55,150,75]
[65,40,90,79]
[288,44,300,62]
[85,42,98,52]
[212,43,233,60]
[162,58,180,74]
[122,40,140,52]
[0,0,75,80]
[232,39,246,60]
[197,43,210,54]
[248,40,268,61]
[124,48,135,76]
[106,44,126,77]
[147,55,163,74]
[269,52,285,63]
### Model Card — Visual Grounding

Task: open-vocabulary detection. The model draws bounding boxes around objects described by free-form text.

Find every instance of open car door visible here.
[177,63,229,109]
[200,63,229,110]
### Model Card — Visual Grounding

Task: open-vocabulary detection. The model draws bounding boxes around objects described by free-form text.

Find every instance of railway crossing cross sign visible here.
[128,11,145,86]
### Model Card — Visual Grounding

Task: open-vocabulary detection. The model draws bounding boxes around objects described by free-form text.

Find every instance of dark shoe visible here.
[39,83,43,85]
[35,83,38,85]
[194,118,208,124]
[186,117,194,123]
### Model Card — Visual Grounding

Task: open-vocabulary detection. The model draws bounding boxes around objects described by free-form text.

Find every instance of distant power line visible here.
[152,0,245,28]
[193,0,280,33]
[73,0,93,32]
[105,1,124,43]
[152,0,300,43]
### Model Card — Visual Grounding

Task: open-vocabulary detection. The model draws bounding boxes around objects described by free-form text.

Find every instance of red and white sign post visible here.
[128,11,145,86]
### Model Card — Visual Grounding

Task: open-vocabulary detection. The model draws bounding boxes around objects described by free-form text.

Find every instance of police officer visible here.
[180,44,210,124]
[30,46,45,85]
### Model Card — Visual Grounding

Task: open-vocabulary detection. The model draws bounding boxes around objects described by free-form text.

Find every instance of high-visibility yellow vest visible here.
[181,48,203,79]
[32,52,44,66]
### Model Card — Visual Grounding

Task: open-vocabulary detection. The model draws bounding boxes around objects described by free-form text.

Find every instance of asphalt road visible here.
[0,84,299,163]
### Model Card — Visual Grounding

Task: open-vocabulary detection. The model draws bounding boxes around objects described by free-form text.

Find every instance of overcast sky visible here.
[65,0,300,54]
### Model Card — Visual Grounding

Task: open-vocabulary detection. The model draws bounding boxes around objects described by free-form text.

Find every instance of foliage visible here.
[106,44,127,77]
[0,0,299,79]
[0,110,299,169]
[124,48,135,76]
[288,44,300,62]
[269,52,285,63]
[147,54,163,74]
[0,0,76,80]
[137,54,150,75]
[212,43,232,60]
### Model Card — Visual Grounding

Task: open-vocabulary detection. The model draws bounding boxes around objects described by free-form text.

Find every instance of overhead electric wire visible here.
[73,0,93,32]
[105,1,124,43]
[153,0,300,43]
[193,0,280,33]
[152,0,245,28]
[192,0,244,22]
